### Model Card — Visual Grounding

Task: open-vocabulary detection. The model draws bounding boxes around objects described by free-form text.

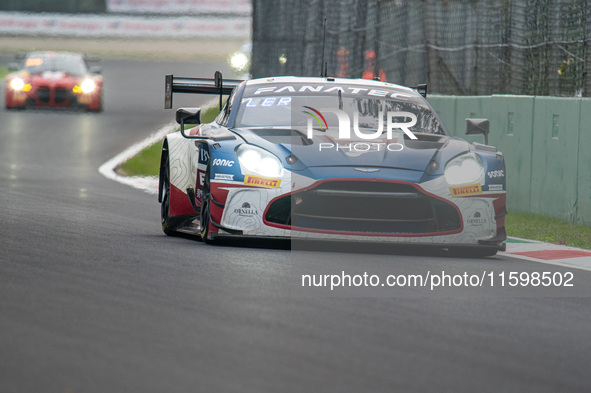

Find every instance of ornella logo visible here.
[302,107,418,140]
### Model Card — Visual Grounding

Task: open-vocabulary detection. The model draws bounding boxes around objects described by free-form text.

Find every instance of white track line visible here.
[98,122,176,195]
[99,99,218,194]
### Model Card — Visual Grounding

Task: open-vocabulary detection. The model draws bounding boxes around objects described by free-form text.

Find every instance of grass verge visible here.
[505,211,591,250]
[117,140,163,177]
[117,105,219,177]
[0,66,11,79]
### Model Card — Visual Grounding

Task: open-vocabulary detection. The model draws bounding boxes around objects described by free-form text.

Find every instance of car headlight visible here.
[444,153,484,185]
[10,78,25,91]
[81,79,96,94]
[237,144,284,178]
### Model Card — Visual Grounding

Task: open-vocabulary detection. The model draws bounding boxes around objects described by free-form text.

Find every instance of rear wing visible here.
[165,71,243,110]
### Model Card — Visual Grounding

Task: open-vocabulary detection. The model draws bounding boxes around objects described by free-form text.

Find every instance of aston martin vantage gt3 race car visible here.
[159,73,506,256]
[5,51,103,112]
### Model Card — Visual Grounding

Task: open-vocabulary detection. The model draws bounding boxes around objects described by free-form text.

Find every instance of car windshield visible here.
[234,83,446,136]
[21,53,88,76]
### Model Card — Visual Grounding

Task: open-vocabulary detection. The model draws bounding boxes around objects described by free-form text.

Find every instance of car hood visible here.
[13,70,85,83]
[234,128,472,173]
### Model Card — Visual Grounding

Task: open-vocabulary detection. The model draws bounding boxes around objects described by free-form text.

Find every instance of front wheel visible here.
[200,167,215,244]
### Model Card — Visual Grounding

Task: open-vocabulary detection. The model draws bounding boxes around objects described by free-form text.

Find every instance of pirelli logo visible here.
[244,175,281,189]
[449,183,482,197]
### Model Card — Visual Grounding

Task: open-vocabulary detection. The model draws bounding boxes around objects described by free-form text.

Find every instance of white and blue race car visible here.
[159,72,506,256]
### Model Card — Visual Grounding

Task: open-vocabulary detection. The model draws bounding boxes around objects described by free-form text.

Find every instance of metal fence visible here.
[252,0,591,97]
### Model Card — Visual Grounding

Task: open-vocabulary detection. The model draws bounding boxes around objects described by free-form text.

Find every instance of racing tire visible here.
[160,153,179,236]
[200,166,215,244]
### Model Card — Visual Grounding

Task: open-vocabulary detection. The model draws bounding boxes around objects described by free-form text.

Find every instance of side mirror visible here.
[176,107,201,138]
[466,118,490,145]
[90,65,102,75]
[416,83,427,97]
[8,62,19,71]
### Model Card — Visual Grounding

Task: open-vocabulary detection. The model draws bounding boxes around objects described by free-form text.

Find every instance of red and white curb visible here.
[98,122,175,195]
[502,237,591,271]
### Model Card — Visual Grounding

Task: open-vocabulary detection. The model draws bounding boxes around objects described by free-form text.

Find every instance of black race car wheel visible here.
[160,153,177,236]
[200,166,214,243]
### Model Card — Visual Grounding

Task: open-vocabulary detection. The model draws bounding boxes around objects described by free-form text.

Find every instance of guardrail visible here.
[428,95,591,225]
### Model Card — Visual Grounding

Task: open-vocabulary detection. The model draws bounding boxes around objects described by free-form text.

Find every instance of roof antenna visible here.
[320,17,327,77]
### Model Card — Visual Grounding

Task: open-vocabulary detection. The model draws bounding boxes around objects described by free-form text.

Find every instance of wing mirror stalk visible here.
[465,118,490,145]
[176,107,202,138]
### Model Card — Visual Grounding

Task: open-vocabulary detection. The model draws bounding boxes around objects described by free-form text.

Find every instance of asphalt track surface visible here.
[1,56,591,393]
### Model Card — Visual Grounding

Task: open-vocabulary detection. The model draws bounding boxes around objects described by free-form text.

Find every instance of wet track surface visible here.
[1,56,591,392]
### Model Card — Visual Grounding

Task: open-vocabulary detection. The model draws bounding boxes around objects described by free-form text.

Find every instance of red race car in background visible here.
[5,51,103,112]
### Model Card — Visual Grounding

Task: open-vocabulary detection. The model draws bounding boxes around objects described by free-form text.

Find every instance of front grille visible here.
[265,181,461,234]
[37,86,50,103]
[54,87,69,103]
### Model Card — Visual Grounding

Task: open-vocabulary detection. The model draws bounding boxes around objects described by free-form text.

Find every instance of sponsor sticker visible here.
[488,184,504,191]
[198,169,206,186]
[466,210,487,225]
[198,148,209,165]
[234,202,259,216]
[244,175,281,188]
[214,173,234,181]
[449,183,482,197]
[212,158,234,167]
[487,169,504,178]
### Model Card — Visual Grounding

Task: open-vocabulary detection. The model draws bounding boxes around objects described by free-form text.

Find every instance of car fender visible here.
[165,131,199,196]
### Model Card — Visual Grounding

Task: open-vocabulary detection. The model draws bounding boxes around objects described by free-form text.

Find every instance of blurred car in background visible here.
[5,51,103,112]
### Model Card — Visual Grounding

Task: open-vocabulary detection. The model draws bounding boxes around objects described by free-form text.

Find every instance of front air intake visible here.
[265,180,461,234]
